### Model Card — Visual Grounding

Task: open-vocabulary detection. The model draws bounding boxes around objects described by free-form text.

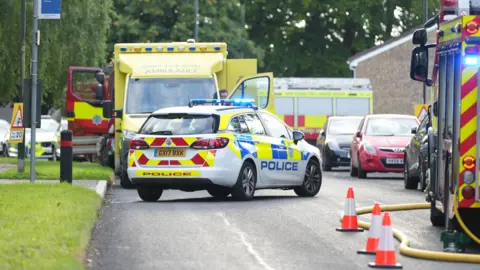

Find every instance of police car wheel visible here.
[231,161,257,201]
[137,186,163,202]
[294,159,322,197]
[207,186,231,198]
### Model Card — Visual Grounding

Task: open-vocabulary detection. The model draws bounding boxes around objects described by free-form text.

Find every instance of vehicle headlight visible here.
[326,139,340,151]
[361,141,376,154]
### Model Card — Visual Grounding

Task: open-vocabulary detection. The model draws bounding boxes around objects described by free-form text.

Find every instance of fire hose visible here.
[342,198,480,263]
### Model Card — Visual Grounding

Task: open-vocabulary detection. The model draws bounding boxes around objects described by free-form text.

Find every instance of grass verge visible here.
[0,183,101,270]
[0,158,113,180]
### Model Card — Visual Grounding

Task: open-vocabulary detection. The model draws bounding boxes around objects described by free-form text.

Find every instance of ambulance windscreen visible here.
[125,77,216,114]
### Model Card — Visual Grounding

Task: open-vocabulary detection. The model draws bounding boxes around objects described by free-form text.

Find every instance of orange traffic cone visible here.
[336,188,364,232]
[358,203,382,254]
[368,212,402,268]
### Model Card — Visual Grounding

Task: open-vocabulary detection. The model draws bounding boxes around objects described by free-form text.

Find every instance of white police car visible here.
[127,99,322,201]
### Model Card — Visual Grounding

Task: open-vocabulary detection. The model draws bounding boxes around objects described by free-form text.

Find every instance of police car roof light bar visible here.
[188,99,258,109]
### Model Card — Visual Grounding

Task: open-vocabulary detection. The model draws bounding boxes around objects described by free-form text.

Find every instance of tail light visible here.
[190,138,229,149]
[463,156,475,169]
[462,186,475,199]
[129,139,149,150]
[466,21,479,34]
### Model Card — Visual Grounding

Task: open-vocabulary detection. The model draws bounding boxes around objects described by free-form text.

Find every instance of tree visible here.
[108,0,263,64]
[0,0,113,110]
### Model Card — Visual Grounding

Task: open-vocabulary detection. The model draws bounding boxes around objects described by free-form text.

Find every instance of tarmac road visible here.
[87,169,479,270]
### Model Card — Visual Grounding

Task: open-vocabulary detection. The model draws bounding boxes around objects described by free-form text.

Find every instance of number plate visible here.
[155,148,186,157]
[386,158,403,164]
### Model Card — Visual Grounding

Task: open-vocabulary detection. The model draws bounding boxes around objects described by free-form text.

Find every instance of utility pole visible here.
[423,0,428,104]
[30,0,40,183]
[18,0,27,173]
[194,0,198,41]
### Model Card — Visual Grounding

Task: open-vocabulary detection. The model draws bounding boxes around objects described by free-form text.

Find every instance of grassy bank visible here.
[0,158,113,180]
[0,184,101,269]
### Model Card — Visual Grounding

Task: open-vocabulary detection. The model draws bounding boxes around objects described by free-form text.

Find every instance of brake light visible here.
[462,186,475,199]
[466,21,479,35]
[129,139,149,150]
[463,156,475,169]
[190,138,229,149]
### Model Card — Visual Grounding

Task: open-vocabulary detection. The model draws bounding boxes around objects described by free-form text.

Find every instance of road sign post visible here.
[18,0,27,173]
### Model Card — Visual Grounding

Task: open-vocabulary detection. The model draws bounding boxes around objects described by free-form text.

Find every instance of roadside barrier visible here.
[358,202,382,255]
[60,130,73,184]
[368,212,403,268]
[336,187,364,232]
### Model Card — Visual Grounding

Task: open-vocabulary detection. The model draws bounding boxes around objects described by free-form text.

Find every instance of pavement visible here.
[86,170,480,270]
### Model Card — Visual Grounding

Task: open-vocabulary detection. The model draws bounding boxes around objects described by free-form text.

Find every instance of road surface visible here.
[87,169,479,270]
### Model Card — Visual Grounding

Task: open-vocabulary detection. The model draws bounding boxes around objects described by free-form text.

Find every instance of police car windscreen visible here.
[125,77,216,114]
[140,114,217,135]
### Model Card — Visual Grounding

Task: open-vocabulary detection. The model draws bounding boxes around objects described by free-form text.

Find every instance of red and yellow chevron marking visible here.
[459,18,480,208]
[135,150,217,167]
[140,137,200,147]
[128,149,136,167]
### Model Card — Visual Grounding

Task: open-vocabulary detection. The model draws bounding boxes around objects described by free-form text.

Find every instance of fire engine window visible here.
[73,71,99,101]
[274,97,294,115]
[336,98,370,116]
[297,97,333,115]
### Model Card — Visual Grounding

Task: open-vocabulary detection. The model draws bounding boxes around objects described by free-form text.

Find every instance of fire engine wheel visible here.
[430,202,445,227]
[404,155,419,190]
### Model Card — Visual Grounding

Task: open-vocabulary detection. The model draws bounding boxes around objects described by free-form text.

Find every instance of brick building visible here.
[347,26,436,115]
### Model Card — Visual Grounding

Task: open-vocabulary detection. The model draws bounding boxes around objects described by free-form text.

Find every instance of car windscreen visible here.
[125,77,216,114]
[139,114,218,135]
[365,118,419,136]
[327,118,362,135]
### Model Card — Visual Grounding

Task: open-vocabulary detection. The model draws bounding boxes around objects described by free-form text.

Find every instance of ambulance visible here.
[97,40,275,189]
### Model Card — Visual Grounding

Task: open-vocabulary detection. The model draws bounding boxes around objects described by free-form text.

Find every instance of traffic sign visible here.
[414,104,428,120]
[39,0,61,19]
[8,103,25,143]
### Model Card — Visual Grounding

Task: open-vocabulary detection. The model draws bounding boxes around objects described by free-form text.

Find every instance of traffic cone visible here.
[336,188,364,232]
[368,212,402,268]
[358,203,382,254]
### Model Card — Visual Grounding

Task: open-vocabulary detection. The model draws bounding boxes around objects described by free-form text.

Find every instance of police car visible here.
[127,99,322,201]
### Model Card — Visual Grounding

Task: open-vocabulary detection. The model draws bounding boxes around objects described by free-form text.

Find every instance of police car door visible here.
[255,112,304,185]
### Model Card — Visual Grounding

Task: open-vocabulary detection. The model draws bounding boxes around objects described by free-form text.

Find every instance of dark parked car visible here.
[316,116,363,171]
[404,115,429,190]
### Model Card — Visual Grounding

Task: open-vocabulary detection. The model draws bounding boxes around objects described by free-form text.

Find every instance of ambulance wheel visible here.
[357,154,367,179]
[120,163,135,189]
[207,186,231,198]
[137,186,163,202]
[231,161,257,201]
[294,159,322,197]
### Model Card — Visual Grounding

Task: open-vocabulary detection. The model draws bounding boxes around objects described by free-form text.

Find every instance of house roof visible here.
[347,25,436,68]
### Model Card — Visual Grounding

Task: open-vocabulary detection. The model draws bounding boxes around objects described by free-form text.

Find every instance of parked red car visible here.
[350,114,420,178]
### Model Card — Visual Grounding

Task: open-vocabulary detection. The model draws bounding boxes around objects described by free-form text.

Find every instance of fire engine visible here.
[410,0,480,251]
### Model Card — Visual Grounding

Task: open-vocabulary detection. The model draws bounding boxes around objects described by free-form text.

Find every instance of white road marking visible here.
[217,213,275,270]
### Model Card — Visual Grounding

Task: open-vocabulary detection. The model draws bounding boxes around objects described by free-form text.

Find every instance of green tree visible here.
[108,0,263,64]
[0,0,113,110]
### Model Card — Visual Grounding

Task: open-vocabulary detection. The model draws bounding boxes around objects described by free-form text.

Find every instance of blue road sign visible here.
[39,0,61,19]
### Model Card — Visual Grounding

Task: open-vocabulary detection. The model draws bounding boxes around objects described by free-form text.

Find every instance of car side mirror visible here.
[96,84,104,101]
[355,131,362,139]
[293,130,304,144]
[410,46,429,82]
[102,101,113,119]
[411,126,417,134]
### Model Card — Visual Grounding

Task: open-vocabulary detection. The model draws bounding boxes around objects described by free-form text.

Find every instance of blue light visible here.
[145,47,152,52]
[167,46,174,51]
[120,47,127,52]
[189,46,196,51]
[214,46,221,51]
[189,99,256,106]
[465,56,478,66]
